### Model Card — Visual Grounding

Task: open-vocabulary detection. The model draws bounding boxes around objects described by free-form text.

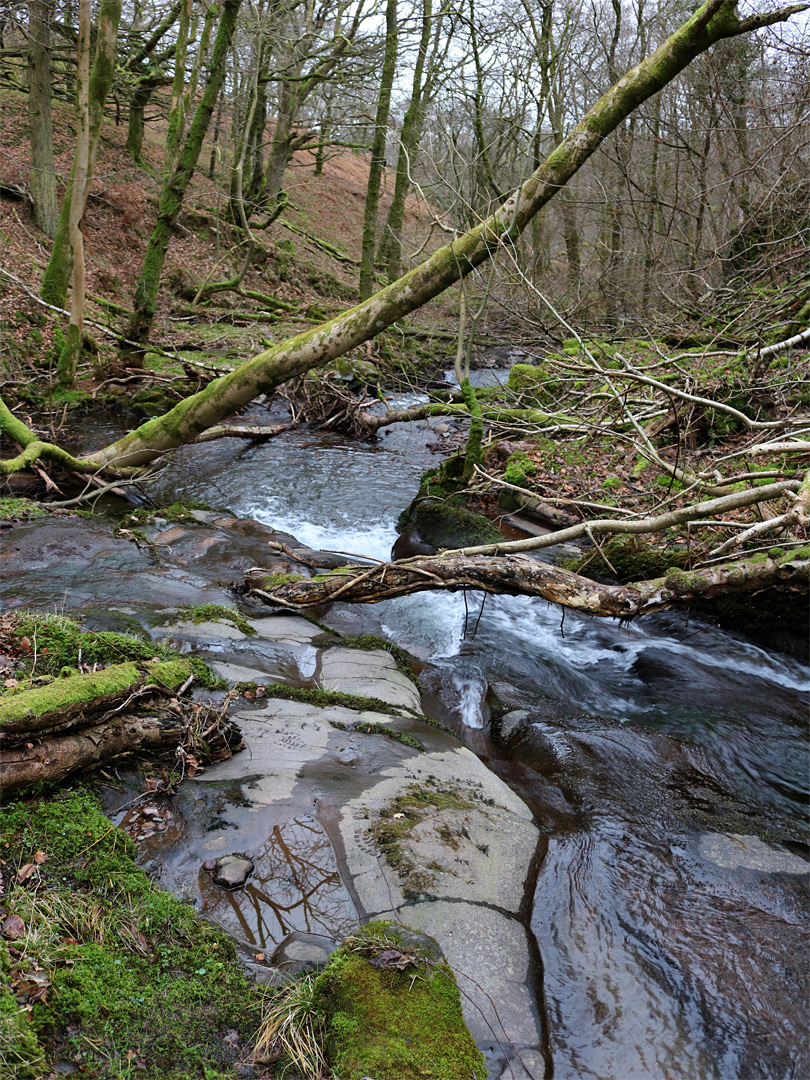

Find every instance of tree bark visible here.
[241,549,810,619]
[40,0,122,309]
[56,0,91,387]
[0,713,187,793]
[124,0,242,351]
[27,0,58,238]
[358,0,398,301]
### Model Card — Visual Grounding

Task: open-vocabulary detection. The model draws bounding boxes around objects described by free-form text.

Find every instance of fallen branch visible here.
[242,548,810,618]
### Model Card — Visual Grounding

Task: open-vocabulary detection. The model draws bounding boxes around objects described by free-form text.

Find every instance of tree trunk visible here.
[241,550,810,619]
[27,0,58,238]
[56,0,91,387]
[358,0,398,300]
[39,0,122,309]
[124,0,243,352]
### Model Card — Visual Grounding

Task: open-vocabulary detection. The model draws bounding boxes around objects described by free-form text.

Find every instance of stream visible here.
[7,400,809,1079]
[145,406,809,1079]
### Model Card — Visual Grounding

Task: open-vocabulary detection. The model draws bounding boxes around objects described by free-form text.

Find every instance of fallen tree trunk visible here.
[1,0,795,474]
[0,659,193,742]
[0,711,186,792]
[241,549,810,619]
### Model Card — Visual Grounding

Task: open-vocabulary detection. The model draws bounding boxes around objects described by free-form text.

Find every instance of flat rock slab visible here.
[246,615,328,643]
[698,832,810,874]
[154,619,249,641]
[404,902,543,1050]
[318,647,422,712]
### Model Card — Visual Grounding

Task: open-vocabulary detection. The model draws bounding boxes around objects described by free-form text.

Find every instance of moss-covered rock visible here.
[314,921,486,1080]
[397,496,502,551]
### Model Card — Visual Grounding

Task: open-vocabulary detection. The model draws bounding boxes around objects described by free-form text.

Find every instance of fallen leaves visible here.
[368,948,418,971]
[2,912,25,939]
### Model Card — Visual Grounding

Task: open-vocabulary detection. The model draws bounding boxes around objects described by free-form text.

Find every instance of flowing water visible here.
[102,408,810,1075]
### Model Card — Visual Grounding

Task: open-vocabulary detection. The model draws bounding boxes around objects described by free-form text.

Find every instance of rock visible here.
[391,524,436,560]
[500,709,530,740]
[318,647,422,713]
[244,615,326,643]
[397,498,503,551]
[271,931,337,974]
[698,833,810,874]
[211,854,254,889]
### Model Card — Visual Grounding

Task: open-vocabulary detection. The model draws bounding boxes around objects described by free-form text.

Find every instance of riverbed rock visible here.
[318,647,422,712]
[211,854,254,889]
[271,931,337,974]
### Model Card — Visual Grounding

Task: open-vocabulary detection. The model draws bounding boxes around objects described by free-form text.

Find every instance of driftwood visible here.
[242,550,810,619]
[0,660,192,742]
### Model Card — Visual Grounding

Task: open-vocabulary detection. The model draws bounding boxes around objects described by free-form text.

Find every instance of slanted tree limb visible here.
[78,0,808,470]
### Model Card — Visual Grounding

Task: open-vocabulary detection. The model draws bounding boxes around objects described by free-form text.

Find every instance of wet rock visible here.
[698,832,810,874]
[271,931,337,975]
[211,854,254,889]
[318,647,422,712]
[392,524,436,560]
[499,710,530,740]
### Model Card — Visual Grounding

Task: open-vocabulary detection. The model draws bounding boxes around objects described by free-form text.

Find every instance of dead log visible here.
[241,550,810,619]
[0,712,185,792]
[0,660,193,743]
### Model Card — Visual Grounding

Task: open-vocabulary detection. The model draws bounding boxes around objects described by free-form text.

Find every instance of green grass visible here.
[0,790,262,1079]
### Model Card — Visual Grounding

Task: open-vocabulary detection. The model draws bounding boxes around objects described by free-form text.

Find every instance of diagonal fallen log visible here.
[241,549,810,619]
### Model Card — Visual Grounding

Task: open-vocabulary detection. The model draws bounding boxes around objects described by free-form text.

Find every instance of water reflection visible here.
[198,815,356,949]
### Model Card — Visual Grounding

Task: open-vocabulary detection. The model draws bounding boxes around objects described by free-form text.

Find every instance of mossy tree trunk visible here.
[164,0,193,175]
[125,72,169,163]
[27,0,58,239]
[358,0,398,301]
[22,0,806,466]
[56,0,91,387]
[380,0,450,282]
[124,0,243,353]
[39,0,122,310]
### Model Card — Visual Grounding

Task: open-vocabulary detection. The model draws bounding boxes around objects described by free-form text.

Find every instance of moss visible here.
[0,498,49,521]
[339,634,421,686]
[118,501,220,528]
[0,659,191,728]
[398,496,502,550]
[4,612,160,679]
[503,449,537,488]
[373,783,483,895]
[165,604,256,637]
[0,982,47,1078]
[260,682,422,718]
[313,922,486,1080]
[0,790,261,1078]
[255,571,307,588]
[330,719,424,751]
[572,534,690,582]
[1,612,224,704]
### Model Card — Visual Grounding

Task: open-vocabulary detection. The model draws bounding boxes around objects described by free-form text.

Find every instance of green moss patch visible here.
[314,922,486,1080]
[0,790,261,1079]
[398,496,502,550]
[1,612,224,702]
[0,498,50,522]
[164,604,257,637]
